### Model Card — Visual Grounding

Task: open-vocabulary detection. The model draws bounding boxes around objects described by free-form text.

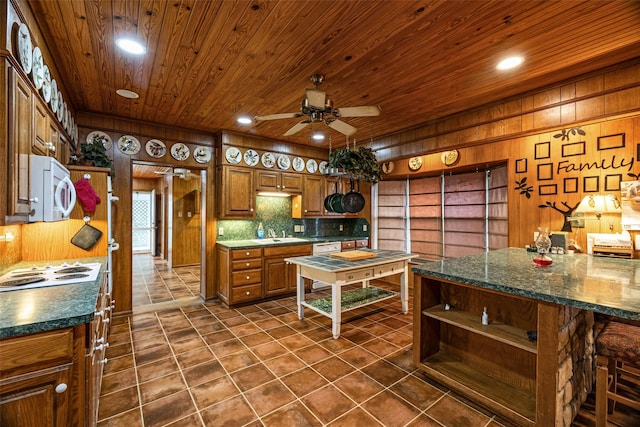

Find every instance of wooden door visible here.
[222,167,254,217]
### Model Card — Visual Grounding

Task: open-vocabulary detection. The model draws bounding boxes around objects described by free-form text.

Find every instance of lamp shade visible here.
[575,194,622,217]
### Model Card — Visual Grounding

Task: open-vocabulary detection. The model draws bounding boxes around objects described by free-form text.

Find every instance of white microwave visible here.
[29,155,77,222]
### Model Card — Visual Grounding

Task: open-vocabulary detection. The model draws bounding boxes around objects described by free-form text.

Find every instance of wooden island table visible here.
[285,249,414,339]
[411,248,640,427]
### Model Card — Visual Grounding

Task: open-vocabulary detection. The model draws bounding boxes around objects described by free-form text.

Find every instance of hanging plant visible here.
[75,140,115,176]
[328,146,382,183]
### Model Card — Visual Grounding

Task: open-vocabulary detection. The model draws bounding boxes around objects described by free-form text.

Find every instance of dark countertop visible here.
[0,257,107,339]
[411,248,640,321]
[216,235,369,249]
[285,249,413,272]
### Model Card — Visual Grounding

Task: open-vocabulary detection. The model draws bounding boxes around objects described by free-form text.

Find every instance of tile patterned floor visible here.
[99,255,637,426]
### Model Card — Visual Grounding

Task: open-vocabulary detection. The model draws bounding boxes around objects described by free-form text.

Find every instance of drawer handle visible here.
[246,252,250,256]
[55,383,67,394]
[101,358,108,365]
[246,291,250,295]
[246,275,250,280]
[365,272,371,277]
[246,262,250,267]
[95,343,109,351]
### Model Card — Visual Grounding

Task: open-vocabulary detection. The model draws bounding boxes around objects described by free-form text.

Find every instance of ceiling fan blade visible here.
[284,121,310,136]
[254,112,299,121]
[305,89,326,109]
[327,119,357,136]
[336,105,382,117]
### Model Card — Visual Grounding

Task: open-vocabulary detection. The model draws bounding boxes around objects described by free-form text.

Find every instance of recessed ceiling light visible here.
[237,116,252,125]
[115,38,146,55]
[496,56,524,70]
[116,89,139,99]
[312,132,325,141]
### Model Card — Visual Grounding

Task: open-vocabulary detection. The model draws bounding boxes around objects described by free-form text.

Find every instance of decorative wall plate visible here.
[171,143,190,161]
[17,23,32,74]
[292,157,305,172]
[306,159,318,174]
[56,92,64,122]
[408,156,422,171]
[31,47,44,89]
[86,131,112,149]
[261,152,275,168]
[225,147,241,164]
[277,155,290,170]
[41,65,52,102]
[50,79,58,113]
[145,139,166,158]
[118,135,141,155]
[243,149,259,166]
[319,161,328,175]
[441,150,459,166]
[382,161,394,174]
[193,146,212,163]
[63,103,69,131]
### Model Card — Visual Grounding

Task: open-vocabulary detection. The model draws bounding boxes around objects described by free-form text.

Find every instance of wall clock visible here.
[408,157,422,171]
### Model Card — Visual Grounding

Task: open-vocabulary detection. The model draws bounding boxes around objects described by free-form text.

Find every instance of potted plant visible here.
[328,146,382,183]
[76,139,115,176]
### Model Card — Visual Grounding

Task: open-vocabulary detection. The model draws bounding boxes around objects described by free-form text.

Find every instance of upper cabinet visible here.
[218,167,255,218]
[5,66,33,223]
[256,171,302,194]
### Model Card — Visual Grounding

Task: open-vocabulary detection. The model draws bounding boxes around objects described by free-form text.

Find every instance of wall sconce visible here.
[570,194,622,231]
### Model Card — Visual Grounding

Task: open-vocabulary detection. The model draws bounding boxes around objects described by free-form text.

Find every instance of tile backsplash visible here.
[217,196,369,241]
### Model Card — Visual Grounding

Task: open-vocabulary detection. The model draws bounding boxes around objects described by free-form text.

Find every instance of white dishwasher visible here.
[311,241,342,289]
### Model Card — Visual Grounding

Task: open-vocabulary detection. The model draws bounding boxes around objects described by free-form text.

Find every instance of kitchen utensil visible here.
[71,217,103,250]
[330,181,345,214]
[341,180,365,213]
[324,181,341,213]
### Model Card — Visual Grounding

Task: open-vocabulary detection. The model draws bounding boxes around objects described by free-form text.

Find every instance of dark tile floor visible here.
[98,255,637,426]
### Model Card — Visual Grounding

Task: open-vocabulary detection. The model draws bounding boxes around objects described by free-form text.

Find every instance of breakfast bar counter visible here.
[411,248,640,427]
[285,249,413,338]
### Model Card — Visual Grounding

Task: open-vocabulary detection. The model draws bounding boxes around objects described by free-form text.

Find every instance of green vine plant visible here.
[328,146,382,183]
[553,126,585,141]
[514,177,533,198]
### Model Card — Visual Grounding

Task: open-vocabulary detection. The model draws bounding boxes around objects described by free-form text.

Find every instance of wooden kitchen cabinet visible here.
[0,328,79,426]
[256,171,302,193]
[299,175,324,217]
[218,167,255,218]
[264,244,312,297]
[216,246,263,305]
[5,66,33,223]
[33,95,51,155]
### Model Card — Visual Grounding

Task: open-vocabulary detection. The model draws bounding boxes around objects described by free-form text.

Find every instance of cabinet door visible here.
[0,364,72,427]
[302,175,324,216]
[222,167,255,217]
[6,68,32,220]
[256,170,280,191]
[33,97,50,155]
[264,256,289,296]
[281,173,302,193]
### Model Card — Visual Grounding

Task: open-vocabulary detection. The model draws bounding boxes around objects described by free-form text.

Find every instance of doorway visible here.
[131,163,206,310]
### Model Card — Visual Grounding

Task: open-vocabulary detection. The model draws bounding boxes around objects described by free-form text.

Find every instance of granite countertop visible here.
[0,257,107,339]
[412,248,640,320]
[217,235,369,249]
[285,249,413,272]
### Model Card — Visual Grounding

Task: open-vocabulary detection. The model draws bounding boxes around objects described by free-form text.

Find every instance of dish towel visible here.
[74,178,101,213]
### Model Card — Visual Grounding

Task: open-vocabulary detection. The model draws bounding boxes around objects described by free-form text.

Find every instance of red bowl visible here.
[533,257,553,266]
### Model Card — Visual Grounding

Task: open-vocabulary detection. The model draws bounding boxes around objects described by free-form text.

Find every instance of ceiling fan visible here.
[254,74,381,137]
[154,168,199,180]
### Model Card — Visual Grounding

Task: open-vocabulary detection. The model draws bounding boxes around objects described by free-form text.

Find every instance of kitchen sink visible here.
[251,237,308,244]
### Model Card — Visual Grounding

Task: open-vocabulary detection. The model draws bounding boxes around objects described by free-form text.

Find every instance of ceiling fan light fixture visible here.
[312,132,325,141]
[496,56,524,70]
[115,38,146,55]
[237,116,252,124]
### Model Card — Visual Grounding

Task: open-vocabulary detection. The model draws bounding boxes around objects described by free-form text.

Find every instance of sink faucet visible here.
[282,230,286,238]
[267,228,276,238]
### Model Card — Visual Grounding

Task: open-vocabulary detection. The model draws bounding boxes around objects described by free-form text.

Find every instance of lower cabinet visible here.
[264,244,312,297]
[0,272,111,426]
[217,244,312,306]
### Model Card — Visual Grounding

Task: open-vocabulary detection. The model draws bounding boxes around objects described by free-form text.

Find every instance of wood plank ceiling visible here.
[27,0,640,149]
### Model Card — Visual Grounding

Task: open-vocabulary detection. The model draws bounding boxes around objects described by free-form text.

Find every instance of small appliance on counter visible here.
[0,261,102,292]
[586,233,633,258]
[29,155,76,222]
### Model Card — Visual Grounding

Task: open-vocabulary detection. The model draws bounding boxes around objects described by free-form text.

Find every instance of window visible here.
[375,164,507,259]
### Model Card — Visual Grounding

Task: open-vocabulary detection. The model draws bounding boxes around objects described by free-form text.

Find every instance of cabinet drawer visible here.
[355,239,369,249]
[341,240,356,251]
[339,268,374,282]
[374,261,405,277]
[232,269,262,286]
[232,258,263,271]
[232,284,263,302]
[231,248,262,260]
[0,329,74,371]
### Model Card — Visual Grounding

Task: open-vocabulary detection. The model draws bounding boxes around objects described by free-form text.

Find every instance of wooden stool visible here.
[595,320,640,426]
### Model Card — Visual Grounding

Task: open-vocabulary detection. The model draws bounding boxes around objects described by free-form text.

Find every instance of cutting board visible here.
[330,250,377,261]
